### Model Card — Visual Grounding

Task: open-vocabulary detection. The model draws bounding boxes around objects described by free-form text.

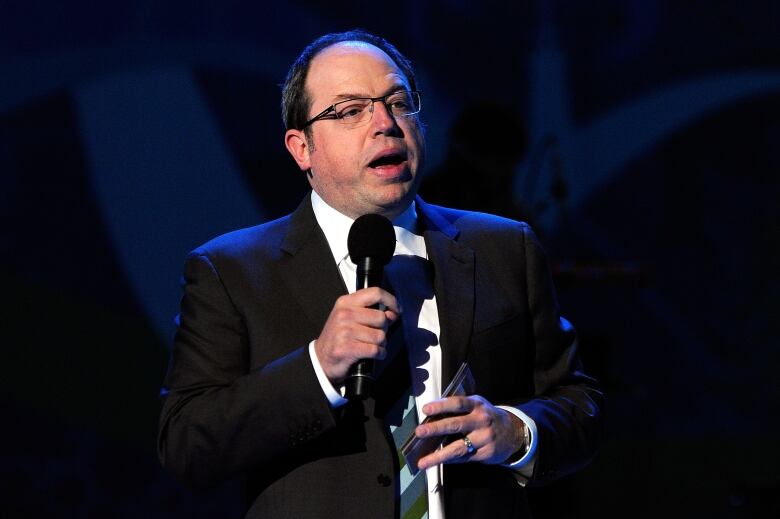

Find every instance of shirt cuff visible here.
[497,405,538,480]
[308,340,348,408]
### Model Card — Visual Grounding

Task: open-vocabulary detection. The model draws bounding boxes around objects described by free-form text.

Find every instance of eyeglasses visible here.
[301,90,421,129]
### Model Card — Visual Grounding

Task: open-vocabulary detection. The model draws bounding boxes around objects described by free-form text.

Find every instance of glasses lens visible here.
[334,99,372,123]
[387,91,420,116]
[331,91,421,127]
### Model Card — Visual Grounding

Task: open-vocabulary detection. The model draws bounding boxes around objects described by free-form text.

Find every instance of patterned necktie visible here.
[390,389,428,519]
[376,333,428,519]
[380,255,434,519]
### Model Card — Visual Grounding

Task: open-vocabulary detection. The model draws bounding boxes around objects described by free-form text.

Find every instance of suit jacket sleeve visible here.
[157,250,337,488]
[515,224,604,485]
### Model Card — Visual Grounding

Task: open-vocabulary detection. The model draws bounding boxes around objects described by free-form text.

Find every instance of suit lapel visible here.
[416,197,475,389]
[280,195,348,333]
[278,195,476,389]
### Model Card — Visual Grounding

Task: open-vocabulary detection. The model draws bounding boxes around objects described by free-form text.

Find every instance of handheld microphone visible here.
[345,213,396,399]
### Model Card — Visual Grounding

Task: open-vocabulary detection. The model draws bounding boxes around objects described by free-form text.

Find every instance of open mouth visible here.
[368,151,407,168]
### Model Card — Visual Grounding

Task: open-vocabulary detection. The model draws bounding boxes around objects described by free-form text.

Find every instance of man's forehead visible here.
[318,40,389,60]
[307,41,405,88]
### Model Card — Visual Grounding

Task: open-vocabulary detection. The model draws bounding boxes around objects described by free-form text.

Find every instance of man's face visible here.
[285,42,426,220]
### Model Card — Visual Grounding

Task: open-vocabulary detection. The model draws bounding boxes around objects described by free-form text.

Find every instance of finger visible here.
[318,319,387,353]
[330,304,393,331]
[383,308,400,325]
[415,414,473,439]
[417,435,478,470]
[351,287,400,314]
[344,339,387,361]
[318,336,387,368]
[350,306,395,328]
[421,396,474,418]
[348,325,388,349]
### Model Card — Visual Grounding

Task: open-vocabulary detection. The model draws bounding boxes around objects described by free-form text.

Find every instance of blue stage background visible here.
[1,1,778,517]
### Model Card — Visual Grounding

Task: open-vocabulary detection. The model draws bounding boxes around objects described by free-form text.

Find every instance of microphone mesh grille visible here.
[347,214,396,264]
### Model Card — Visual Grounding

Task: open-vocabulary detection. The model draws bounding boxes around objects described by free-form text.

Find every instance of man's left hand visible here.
[415,395,526,470]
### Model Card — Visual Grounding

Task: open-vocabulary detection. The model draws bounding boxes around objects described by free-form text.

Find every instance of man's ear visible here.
[284,129,311,172]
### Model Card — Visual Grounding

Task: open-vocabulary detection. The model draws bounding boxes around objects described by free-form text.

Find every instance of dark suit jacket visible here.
[158,194,603,518]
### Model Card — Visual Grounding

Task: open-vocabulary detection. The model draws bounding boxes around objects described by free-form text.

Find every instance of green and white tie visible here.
[382,254,434,519]
[389,390,427,519]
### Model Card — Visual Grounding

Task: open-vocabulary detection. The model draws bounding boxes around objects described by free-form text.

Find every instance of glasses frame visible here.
[301,90,421,129]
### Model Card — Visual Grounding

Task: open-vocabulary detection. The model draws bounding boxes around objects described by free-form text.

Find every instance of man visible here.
[158,30,603,519]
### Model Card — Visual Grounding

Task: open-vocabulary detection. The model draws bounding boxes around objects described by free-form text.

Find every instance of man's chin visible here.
[370,189,416,218]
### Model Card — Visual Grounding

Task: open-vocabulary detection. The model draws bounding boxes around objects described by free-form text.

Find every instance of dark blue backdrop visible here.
[2,1,778,517]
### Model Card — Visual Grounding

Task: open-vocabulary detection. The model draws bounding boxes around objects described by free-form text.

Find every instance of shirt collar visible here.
[310,191,427,265]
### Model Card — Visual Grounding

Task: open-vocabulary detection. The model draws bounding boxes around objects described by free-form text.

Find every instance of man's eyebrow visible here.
[331,92,368,102]
[329,85,409,102]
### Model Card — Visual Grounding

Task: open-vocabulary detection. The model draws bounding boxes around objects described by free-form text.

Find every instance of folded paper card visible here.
[400,363,475,475]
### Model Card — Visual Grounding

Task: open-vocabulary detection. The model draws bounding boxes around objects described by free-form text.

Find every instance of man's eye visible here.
[389,99,410,111]
[388,93,414,112]
[337,104,365,119]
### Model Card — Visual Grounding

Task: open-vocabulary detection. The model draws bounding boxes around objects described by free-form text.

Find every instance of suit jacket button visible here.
[377,474,391,487]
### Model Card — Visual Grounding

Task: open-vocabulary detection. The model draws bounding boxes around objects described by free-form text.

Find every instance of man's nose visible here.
[370,101,400,135]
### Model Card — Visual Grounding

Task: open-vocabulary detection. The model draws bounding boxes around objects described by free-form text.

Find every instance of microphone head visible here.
[347,213,396,264]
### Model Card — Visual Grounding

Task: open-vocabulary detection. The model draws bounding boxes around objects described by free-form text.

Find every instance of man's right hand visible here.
[314,287,400,384]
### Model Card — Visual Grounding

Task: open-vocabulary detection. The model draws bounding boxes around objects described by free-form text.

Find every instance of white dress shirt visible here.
[307,191,537,519]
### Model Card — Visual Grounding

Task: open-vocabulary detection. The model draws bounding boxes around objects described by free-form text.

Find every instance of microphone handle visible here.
[344,257,384,399]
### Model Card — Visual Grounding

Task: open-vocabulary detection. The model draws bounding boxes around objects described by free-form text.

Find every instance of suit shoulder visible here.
[425,202,533,237]
[190,213,292,262]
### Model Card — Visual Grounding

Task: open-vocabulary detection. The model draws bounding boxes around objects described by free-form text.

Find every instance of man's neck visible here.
[310,190,415,222]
